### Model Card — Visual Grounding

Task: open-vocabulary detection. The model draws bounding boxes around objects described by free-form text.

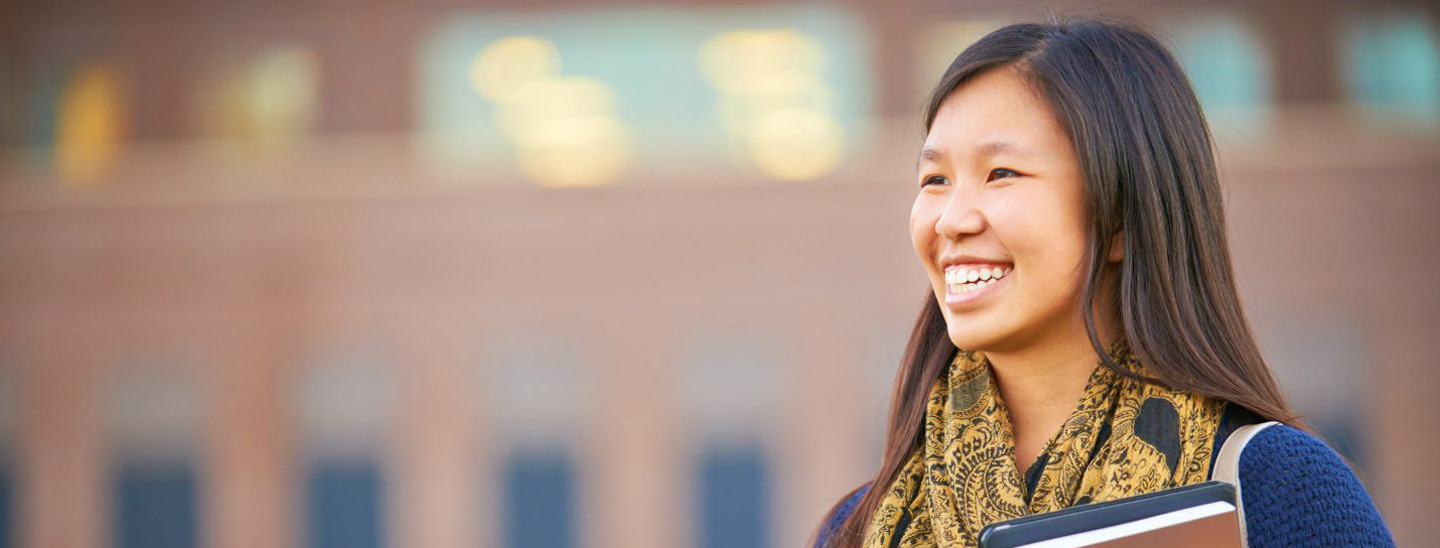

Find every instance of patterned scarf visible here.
[862,340,1226,548]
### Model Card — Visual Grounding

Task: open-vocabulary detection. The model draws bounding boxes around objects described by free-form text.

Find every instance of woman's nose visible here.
[935,192,986,241]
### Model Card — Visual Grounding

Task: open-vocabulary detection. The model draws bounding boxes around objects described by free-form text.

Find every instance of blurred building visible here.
[0,1,1437,548]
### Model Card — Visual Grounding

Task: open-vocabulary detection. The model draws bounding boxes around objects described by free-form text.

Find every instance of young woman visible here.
[811,19,1395,548]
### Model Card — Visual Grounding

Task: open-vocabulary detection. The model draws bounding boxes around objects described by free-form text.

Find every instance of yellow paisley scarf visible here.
[862,340,1226,548]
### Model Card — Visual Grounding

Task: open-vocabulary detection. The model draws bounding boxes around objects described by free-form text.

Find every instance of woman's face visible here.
[911,66,1096,354]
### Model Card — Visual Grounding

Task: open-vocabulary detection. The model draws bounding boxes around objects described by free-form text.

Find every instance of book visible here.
[977,481,1242,548]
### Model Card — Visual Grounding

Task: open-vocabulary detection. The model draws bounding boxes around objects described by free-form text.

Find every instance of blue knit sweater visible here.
[815,425,1396,548]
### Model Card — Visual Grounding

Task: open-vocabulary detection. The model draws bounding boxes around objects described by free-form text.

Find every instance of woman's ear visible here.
[1106,230,1124,263]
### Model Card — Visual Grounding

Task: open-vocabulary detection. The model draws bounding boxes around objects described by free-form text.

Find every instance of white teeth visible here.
[944,264,1012,295]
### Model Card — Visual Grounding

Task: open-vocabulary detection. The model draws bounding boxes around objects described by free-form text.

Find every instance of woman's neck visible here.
[984,315,1120,474]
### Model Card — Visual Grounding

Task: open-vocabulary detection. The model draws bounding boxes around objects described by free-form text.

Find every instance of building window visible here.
[296,353,396,548]
[106,369,203,548]
[681,331,782,548]
[697,443,772,548]
[415,5,869,184]
[307,461,385,548]
[1165,14,1273,138]
[114,462,198,548]
[487,333,589,548]
[0,369,12,548]
[1342,11,1440,126]
[0,466,10,548]
[502,450,577,548]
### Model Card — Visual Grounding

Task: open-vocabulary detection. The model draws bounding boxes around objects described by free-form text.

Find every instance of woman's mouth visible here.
[943,264,1012,305]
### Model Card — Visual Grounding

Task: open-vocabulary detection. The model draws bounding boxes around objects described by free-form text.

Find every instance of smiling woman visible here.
[913,65,1112,475]
[811,18,1396,548]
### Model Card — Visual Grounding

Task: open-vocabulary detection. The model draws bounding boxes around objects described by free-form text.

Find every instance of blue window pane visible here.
[1343,13,1440,123]
[114,462,197,548]
[503,450,576,548]
[1168,16,1272,136]
[24,69,64,147]
[308,460,385,548]
[698,445,772,548]
[416,5,870,180]
[0,466,11,548]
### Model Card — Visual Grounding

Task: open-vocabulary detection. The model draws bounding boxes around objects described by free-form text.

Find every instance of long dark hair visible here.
[812,18,1298,548]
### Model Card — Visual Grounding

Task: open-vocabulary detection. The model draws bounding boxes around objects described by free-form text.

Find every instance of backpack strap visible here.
[1211,420,1279,548]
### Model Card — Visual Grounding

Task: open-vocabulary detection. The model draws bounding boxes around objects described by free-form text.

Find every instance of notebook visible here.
[977,481,1242,548]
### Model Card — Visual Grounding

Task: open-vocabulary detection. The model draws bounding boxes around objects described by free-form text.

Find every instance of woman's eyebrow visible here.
[916,147,945,169]
[916,140,1032,170]
[973,140,1032,159]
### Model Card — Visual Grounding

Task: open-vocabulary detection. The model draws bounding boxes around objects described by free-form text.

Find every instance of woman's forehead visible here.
[922,69,1069,164]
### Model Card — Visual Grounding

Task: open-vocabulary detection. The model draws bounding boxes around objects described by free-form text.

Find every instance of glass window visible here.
[486,333,588,548]
[0,53,14,146]
[415,5,869,184]
[296,353,396,548]
[307,461,385,548]
[0,466,10,548]
[697,443,772,548]
[115,462,198,548]
[106,369,203,548]
[1167,14,1273,138]
[1342,11,1440,126]
[502,450,577,548]
[0,368,12,548]
[681,331,782,548]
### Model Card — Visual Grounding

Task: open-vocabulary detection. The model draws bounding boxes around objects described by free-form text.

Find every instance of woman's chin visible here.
[945,328,996,353]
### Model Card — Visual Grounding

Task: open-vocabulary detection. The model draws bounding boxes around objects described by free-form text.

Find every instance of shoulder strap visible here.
[1211,420,1279,548]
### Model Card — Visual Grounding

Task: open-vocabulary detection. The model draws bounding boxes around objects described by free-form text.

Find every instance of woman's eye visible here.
[988,168,1020,181]
[921,175,948,187]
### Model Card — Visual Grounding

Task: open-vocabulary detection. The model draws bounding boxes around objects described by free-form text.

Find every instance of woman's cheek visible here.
[910,198,942,258]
